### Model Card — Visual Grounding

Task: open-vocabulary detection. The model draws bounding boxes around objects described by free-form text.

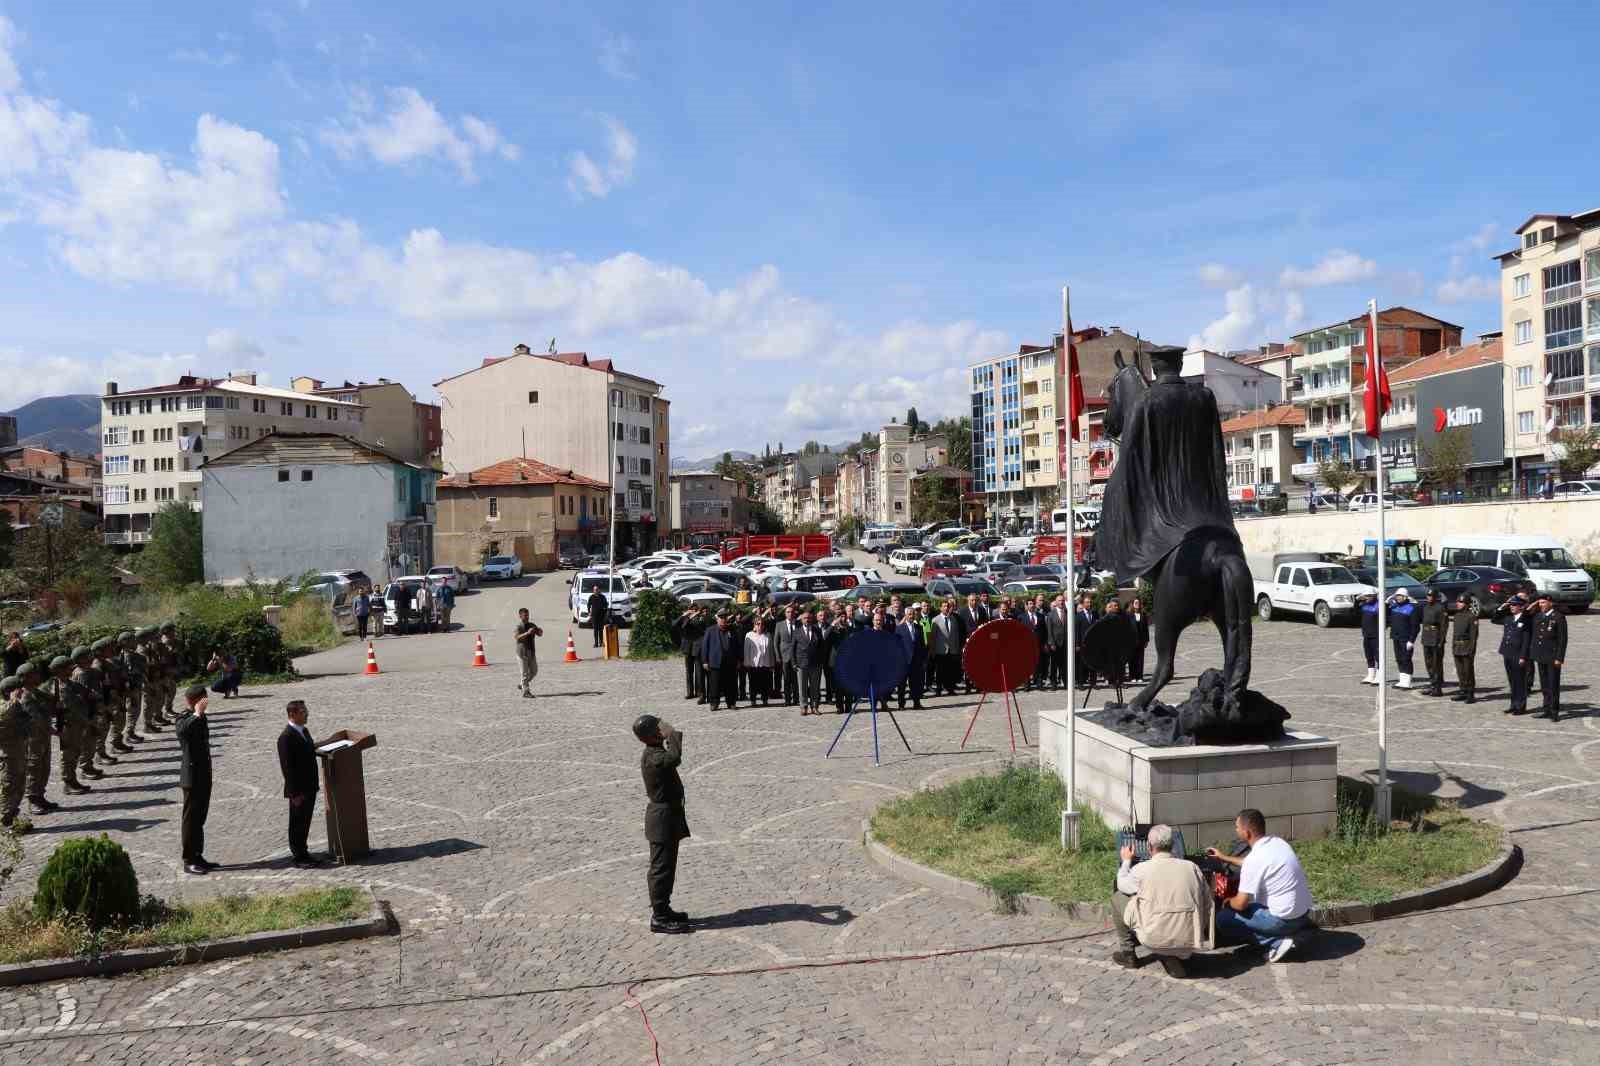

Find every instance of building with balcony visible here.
[290,376,442,466]
[100,373,367,547]
[200,432,437,585]
[1059,327,1176,512]
[670,472,751,538]
[1287,307,1462,485]
[1494,209,1600,493]
[435,456,609,572]
[1220,405,1305,500]
[435,344,668,554]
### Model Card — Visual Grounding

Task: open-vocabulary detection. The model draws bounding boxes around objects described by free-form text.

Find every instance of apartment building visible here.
[1287,307,1461,487]
[1495,210,1600,493]
[0,446,100,487]
[1220,405,1304,501]
[670,472,751,537]
[435,344,669,553]
[760,452,841,527]
[290,376,442,466]
[100,373,366,546]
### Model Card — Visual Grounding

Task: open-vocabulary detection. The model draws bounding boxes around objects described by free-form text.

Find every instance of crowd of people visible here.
[1357,588,1569,720]
[667,590,1151,714]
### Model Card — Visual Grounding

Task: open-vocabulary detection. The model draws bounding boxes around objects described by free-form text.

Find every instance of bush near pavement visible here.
[629,590,683,659]
[33,836,140,931]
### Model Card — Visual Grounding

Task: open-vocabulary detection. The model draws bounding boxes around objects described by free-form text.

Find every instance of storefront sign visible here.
[1413,363,1504,467]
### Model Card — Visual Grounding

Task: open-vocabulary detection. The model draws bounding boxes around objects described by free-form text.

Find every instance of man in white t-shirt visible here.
[1204,808,1314,962]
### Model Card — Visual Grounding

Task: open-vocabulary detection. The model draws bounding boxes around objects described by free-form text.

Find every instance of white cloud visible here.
[0,15,21,92]
[171,48,238,67]
[0,346,205,409]
[679,423,713,443]
[1197,262,1241,288]
[1455,222,1499,252]
[568,115,636,199]
[1283,290,1305,328]
[1188,283,1260,352]
[1278,250,1377,288]
[0,18,91,176]
[206,328,266,360]
[599,35,637,80]
[1436,275,1499,304]
[320,87,517,182]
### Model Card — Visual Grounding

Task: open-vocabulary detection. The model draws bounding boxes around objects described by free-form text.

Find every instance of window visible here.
[1517,410,1536,434]
[252,398,266,413]
[300,469,313,482]
[1542,226,1556,244]
[281,401,293,416]
[104,425,129,447]
[327,407,338,422]
[159,396,178,412]
[103,484,129,504]
[639,458,652,476]
[639,427,651,445]
[626,424,639,443]
[154,487,175,502]
[153,427,172,443]
[610,389,622,408]
[1515,364,1534,388]
[131,429,145,444]
[1514,320,1533,345]
[528,390,539,404]
[1291,569,1309,588]
[206,395,225,409]
[640,489,653,509]
[1546,303,1583,348]
[305,404,319,419]
[614,421,624,442]
[616,456,625,474]
[626,456,639,475]
[1513,273,1531,298]
[225,397,240,410]
[137,398,153,414]
[186,395,204,410]
[277,469,289,482]
[153,457,174,472]
[487,497,499,519]
[638,395,652,413]
[397,477,408,503]
[132,459,146,473]
[1258,433,1272,450]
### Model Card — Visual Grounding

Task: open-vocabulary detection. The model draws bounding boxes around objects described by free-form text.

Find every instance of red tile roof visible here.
[1219,404,1306,434]
[438,457,609,490]
[1382,336,1503,386]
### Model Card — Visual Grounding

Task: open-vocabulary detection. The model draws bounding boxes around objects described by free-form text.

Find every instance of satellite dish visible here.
[1546,416,1558,433]
[1544,372,1554,386]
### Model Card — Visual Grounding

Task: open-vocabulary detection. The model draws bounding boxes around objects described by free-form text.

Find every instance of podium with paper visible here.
[316,730,378,863]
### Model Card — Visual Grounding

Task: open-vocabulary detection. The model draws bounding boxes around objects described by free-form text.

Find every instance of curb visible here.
[861,819,1522,929]
[0,896,396,988]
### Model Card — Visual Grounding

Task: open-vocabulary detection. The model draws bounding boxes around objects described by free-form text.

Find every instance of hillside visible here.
[3,394,100,454]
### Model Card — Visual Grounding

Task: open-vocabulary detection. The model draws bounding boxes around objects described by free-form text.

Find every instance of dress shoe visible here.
[63,783,90,795]
[1111,949,1139,969]
[197,858,222,870]
[293,857,326,869]
[27,800,54,815]
[913,702,925,710]
[663,906,689,923]
[81,767,105,779]
[650,916,691,934]
[112,741,134,753]
[184,863,209,876]
[1449,693,1466,702]
[1463,696,1476,704]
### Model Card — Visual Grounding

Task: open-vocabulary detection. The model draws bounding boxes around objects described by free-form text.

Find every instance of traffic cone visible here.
[363,642,380,675]
[471,634,489,668]
[564,630,580,663]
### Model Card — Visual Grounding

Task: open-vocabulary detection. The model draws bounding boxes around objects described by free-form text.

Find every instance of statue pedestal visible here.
[1038,710,1338,845]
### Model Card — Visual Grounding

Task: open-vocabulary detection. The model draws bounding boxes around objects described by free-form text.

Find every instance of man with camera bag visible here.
[634,714,690,934]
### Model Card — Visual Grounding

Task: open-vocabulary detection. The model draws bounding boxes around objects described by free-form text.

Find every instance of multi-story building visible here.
[871,423,946,526]
[670,472,751,539]
[1494,210,1600,495]
[653,399,672,537]
[435,457,610,572]
[760,452,841,527]
[1220,405,1305,501]
[0,414,15,449]
[100,373,367,546]
[1286,307,1462,490]
[0,446,100,487]
[1180,350,1285,418]
[970,344,1039,523]
[290,376,442,466]
[434,344,669,553]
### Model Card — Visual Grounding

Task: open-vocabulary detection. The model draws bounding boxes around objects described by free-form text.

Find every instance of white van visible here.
[860,525,903,552]
[1436,535,1593,611]
[1050,506,1100,533]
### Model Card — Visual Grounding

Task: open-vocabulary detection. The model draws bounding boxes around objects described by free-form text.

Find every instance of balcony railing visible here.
[1548,376,1585,398]
[1548,328,1584,351]
[1545,281,1583,306]
[104,531,151,545]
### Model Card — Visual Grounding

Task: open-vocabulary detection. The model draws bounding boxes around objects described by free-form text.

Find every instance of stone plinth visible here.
[1038,709,1338,846]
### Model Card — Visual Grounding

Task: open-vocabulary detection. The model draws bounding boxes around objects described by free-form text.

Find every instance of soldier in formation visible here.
[1448,593,1478,704]
[1418,589,1447,697]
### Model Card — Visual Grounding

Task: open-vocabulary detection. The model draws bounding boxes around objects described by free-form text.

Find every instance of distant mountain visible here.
[670,450,756,472]
[3,394,100,454]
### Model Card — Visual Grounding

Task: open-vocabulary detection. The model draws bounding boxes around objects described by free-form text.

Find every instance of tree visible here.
[835,514,864,546]
[137,501,205,588]
[749,501,784,533]
[802,440,821,455]
[14,519,117,600]
[1553,426,1600,481]
[1316,457,1359,496]
[929,416,973,472]
[763,444,771,459]
[911,474,960,524]
[906,407,921,435]
[1417,427,1472,495]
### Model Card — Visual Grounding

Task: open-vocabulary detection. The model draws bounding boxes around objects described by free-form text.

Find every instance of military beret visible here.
[632,714,661,741]
[160,621,176,633]
[0,677,19,694]
[91,638,112,652]
[137,626,155,639]
[71,646,91,660]
[48,655,71,671]
[16,660,40,678]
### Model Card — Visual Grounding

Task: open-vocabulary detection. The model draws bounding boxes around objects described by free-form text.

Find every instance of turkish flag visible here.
[1066,317,1085,442]
[1362,302,1390,439]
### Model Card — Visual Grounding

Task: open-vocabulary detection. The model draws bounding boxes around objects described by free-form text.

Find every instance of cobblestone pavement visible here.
[3,569,1600,1064]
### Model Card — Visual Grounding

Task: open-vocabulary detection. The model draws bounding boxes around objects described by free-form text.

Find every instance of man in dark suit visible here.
[1075,593,1099,689]
[277,700,325,867]
[1493,595,1532,714]
[1530,593,1569,721]
[929,599,968,696]
[174,684,215,875]
[1045,595,1072,689]
[634,714,690,934]
[958,594,987,693]
[1127,596,1151,683]
[791,608,826,712]
[670,606,706,701]
[775,605,800,706]
[700,612,741,711]
[896,606,927,709]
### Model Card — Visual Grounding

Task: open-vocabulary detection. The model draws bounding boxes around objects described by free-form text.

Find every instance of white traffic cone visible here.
[1363,668,1376,685]
[1396,673,1412,689]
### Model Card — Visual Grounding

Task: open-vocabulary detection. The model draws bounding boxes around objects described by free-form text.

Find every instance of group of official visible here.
[667,590,1151,715]
[1357,589,1569,720]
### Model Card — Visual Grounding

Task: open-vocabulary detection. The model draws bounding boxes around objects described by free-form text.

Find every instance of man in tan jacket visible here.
[1111,824,1214,977]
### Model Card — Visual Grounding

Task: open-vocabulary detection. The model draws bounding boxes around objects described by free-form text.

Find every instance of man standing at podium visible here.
[278,700,325,867]
[634,714,691,934]
[175,684,216,875]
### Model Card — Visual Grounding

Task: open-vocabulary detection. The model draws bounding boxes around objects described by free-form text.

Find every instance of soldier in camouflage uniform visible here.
[97,637,131,758]
[49,655,93,795]
[120,630,146,746]
[159,621,182,723]
[18,660,58,815]
[75,644,109,779]
[0,675,28,828]
[138,628,166,734]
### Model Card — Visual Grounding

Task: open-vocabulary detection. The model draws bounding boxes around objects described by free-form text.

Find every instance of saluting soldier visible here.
[96,638,130,758]
[1418,589,1447,697]
[17,661,58,815]
[1529,593,1569,722]
[121,630,148,745]
[633,714,691,934]
[137,628,166,734]
[1447,593,1478,704]
[0,676,28,828]
[159,621,182,724]
[1493,595,1533,715]
[74,645,109,780]
[48,655,93,795]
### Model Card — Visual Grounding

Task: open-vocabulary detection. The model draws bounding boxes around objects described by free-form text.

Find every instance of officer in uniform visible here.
[48,655,92,795]
[72,646,108,781]
[1447,593,1478,704]
[1529,593,1568,721]
[95,638,130,759]
[159,621,182,724]
[1493,595,1532,715]
[633,714,690,934]
[137,628,165,734]
[1418,589,1447,697]
[120,630,147,746]
[1359,592,1382,684]
[17,661,58,815]
[1387,589,1419,689]
[0,675,28,828]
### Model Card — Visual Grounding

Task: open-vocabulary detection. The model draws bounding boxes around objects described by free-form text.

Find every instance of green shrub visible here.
[1406,563,1437,582]
[33,836,140,930]
[629,589,683,659]
[279,598,340,654]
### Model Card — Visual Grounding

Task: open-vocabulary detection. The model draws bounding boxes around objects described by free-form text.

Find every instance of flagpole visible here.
[1370,298,1392,827]
[1061,285,1080,850]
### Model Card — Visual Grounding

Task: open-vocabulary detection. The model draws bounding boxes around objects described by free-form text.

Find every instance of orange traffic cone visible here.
[363,642,380,675]
[564,630,580,663]
[471,634,489,668]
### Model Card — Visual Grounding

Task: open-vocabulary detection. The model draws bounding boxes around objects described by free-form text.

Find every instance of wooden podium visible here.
[316,729,378,863]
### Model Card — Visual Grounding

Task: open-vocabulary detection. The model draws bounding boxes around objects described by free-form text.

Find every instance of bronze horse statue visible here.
[1095,347,1256,722]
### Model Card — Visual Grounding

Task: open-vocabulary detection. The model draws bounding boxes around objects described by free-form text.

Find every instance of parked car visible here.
[1350,570,1429,602]
[765,590,820,609]
[426,565,467,592]
[1254,561,1374,627]
[782,572,863,600]
[1000,579,1065,597]
[1230,501,1264,518]
[809,555,855,571]
[919,554,966,584]
[1001,564,1070,585]
[924,577,1000,599]
[568,570,635,625]
[1346,492,1419,512]
[677,591,734,611]
[888,548,927,575]
[1437,535,1594,612]
[381,576,431,633]
[482,554,524,580]
[838,578,922,602]
[1422,566,1538,615]
[1551,480,1600,497]
[557,544,589,569]
[1307,493,1347,511]
[668,577,740,598]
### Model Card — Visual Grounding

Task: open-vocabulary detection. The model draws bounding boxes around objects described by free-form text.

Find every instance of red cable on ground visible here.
[625,982,664,1066]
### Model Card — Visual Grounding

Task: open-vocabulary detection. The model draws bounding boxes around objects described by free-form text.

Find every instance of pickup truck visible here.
[1253,559,1375,628]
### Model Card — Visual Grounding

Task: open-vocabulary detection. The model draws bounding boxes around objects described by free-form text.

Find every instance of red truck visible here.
[719,534,834,564]
[1030,533,1091,566]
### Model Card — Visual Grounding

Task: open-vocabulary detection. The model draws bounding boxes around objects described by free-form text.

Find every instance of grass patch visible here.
[279,597,344,656]
[0,887,368,964]
[870,766,1504,910]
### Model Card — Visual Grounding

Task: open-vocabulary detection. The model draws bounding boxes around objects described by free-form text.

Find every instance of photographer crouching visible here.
[1205,808,1314,963]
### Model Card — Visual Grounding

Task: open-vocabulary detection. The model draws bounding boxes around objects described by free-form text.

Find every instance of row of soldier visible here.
[668,590,1151,714]
[0,624,185,828]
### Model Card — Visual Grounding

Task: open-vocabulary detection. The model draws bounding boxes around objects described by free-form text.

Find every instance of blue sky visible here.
[1,2,1593,455]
